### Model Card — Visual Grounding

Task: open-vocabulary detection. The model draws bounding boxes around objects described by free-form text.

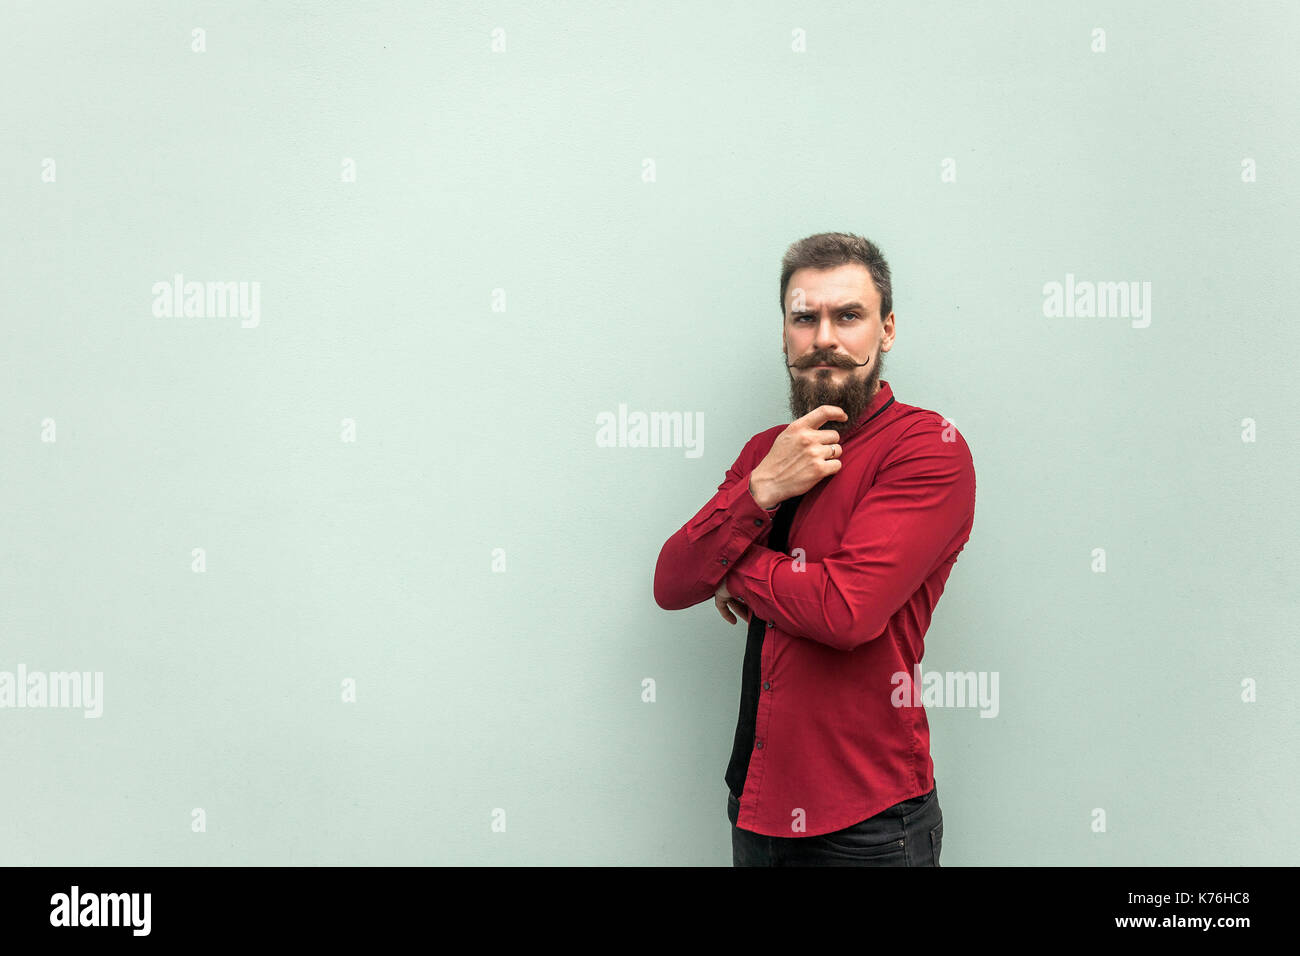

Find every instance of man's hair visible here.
[779,232,892,322]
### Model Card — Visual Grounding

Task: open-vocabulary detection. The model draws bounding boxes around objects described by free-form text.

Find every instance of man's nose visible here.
[814,315,839,349]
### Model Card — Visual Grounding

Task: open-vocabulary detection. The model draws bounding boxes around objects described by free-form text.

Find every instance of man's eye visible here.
[794,313,857,322]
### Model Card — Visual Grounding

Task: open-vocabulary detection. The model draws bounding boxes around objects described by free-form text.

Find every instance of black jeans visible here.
[730,782,944,866]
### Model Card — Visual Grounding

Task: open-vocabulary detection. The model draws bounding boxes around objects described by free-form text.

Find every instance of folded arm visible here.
[723,424,975,651]
[653,437,779,611]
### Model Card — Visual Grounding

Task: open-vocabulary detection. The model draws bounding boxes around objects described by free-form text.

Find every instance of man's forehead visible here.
[789,265,877,300]
[788,278,880,312]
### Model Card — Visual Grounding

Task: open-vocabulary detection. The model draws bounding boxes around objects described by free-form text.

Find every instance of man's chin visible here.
[791,388,851,432]
[788,373,879,434]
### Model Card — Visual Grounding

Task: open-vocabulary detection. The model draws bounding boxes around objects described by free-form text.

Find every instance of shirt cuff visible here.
[710,478,778,577]
[724,545,783,616]
[724,475,778,523]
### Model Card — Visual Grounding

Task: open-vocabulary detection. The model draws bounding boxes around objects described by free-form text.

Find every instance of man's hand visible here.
[714,580,751,626]
[748,405,848,509]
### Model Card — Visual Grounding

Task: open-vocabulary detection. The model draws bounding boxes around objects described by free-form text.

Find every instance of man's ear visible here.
[881,311,896,350]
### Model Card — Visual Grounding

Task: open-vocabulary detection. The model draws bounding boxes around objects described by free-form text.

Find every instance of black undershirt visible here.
[724,492,803,823]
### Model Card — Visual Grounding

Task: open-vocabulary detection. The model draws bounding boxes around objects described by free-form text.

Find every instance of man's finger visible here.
[728,599,751,624]
[800,404,848,429]
[715,596,736,624]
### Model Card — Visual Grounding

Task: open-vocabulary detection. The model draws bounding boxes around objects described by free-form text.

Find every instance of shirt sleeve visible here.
[722,422,976,651]
[653,434,780,611]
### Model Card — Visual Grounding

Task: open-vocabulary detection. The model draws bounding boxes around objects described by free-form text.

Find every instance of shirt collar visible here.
[838,379,895,444]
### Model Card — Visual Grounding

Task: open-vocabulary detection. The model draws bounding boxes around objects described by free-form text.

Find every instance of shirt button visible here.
[753,518,762,526]
[762,680,770,690]
[720,557,728,566]
[755,739,763,749]
[766,620,773,628]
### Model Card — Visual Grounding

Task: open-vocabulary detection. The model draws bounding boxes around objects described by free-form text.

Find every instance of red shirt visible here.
[653,380,976,837]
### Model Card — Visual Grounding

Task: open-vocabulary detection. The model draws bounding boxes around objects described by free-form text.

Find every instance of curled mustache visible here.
[786,353,870,369]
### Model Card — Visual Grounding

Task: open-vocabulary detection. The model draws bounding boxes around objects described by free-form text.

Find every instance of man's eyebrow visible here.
[790,301,867,315]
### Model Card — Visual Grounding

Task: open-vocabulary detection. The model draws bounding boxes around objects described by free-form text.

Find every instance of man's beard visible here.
[786,349,884,436]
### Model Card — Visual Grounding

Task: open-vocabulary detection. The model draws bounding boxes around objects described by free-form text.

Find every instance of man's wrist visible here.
[749,475,780,511]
